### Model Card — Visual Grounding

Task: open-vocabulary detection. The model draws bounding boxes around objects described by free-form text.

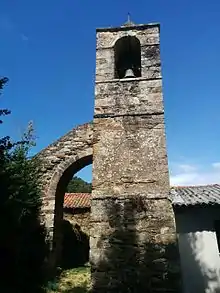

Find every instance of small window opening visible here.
[114,36,141,79]
[214,220,220,253]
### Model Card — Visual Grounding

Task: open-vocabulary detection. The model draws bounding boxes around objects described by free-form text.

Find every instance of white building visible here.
[170,184,220,293]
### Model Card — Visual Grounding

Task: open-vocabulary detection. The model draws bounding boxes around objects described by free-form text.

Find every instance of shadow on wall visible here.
[90,197,180,293]
[175,207,220,293]
[59,220,89,269]
[185,233,220,293]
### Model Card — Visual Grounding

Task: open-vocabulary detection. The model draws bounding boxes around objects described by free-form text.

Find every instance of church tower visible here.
[90,19,180,292]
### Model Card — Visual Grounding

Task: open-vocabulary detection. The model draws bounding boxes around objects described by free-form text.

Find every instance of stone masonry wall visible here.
[90,23,181,293]
[38,123,93,197]
[37,123,93,267]
[64,209,91,236]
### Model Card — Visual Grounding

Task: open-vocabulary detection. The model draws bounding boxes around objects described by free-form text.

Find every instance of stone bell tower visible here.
[90,19,180,293]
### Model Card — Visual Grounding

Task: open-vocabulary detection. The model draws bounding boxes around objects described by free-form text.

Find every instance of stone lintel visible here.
[95,76,162,84]
[91,194,169,200]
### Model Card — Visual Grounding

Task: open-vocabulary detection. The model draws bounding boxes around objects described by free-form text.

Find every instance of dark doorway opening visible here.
[53,156,92,270]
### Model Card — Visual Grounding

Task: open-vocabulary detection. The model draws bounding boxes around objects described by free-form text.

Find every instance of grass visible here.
[46,266,91,293]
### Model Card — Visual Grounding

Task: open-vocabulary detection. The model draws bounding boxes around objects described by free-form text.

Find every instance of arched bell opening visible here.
[114,36,141,79]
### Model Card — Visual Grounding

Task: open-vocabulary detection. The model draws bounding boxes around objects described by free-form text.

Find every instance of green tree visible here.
[0,78,48,293]
[66,176,92,193]
[0,77,10,124]
[0,77,12,154]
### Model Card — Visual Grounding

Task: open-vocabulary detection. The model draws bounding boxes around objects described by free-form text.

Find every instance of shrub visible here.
[0,77,49,292]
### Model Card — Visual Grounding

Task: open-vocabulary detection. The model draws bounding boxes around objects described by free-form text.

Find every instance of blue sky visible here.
[1,0,220,185]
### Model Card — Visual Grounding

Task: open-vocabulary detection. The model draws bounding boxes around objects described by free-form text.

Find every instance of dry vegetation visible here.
[46,267,91,293]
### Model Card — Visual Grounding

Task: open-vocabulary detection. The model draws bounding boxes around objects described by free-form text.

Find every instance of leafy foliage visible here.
[66,176,92,193]
[46,267,90,293]
[0,78,49,292]
[0,77,10,124]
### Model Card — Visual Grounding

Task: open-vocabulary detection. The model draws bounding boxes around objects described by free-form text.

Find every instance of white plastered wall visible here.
[175,207,220,293]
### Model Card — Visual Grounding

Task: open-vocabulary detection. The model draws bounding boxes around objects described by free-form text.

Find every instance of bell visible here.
[124,68,135,78]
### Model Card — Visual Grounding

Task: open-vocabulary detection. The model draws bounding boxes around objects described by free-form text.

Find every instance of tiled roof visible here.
[64,184,220,209]
[169,184,220,207]
[64,193,91,209]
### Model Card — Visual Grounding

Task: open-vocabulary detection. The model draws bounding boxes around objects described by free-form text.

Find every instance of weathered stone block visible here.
[96,25,160,50]
[95,79,164,115]
[92,116,169,197]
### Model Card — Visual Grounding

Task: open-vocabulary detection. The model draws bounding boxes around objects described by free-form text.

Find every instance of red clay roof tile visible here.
[64,193,91,209]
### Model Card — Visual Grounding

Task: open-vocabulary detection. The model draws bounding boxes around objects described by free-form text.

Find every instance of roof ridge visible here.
[171,183,220,189]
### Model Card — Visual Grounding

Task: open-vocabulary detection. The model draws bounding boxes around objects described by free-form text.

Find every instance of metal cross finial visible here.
[127,12,131,23]
[123,12,135,27]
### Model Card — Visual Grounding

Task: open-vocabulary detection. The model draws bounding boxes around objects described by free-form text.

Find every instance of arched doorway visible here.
[52,155,92,268]
[62,164,92,269]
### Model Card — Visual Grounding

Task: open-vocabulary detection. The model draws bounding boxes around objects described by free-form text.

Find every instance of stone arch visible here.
[47,151,92,202]
[37,122,93,268]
